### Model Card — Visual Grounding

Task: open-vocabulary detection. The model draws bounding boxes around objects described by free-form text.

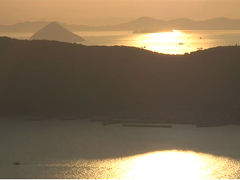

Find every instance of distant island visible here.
[0,37,240,126]
[1,17,240,33]
[30,22,85,43]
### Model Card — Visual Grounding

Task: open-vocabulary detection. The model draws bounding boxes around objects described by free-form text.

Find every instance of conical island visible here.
[30,22,84,43]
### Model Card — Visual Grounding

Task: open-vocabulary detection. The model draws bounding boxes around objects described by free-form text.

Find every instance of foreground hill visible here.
[0,37,240,124]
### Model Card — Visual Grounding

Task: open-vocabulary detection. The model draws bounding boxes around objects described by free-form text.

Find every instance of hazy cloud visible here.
[0,0,239,24]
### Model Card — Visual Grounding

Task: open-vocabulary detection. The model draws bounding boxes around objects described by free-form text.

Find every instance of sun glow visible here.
[120,150,240,180]
[124,150,209,180]
[56,150,240,179]
[145,30,184,43]
[132,30,198,54]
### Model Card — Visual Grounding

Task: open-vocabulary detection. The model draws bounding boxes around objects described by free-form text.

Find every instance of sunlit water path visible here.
[126,30,240,54]
[52,150,240,179]
[1,30,240,54]
[1,119,240,179]
[72,30,240,54]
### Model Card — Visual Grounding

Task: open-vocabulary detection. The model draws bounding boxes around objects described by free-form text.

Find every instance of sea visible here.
[0,119,240,179]
[1,30,240,54]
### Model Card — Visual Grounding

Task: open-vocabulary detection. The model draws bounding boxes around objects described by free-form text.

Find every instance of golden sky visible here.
[1,0,240,24]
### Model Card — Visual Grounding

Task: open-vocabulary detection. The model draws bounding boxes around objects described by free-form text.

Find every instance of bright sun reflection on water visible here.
[57,150,240,179]
[123,150,240,180]
[125,151,206,180]
[123,151,214,180]
[132,30,198,54]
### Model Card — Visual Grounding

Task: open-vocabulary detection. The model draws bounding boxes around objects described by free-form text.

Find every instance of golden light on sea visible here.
[116,150,240,180]
[123,151,213,180]
[131,30,199,54]
[58,150,240,179]
[121,150,240,180]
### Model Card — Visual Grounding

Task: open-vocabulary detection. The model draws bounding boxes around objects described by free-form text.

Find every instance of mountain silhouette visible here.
[2,17,240,33]
[30,22,84,43]
[0,21,48,33]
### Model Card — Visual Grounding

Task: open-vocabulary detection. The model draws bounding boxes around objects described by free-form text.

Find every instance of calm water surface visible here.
[1,30,240,54]
[0,119,240,179]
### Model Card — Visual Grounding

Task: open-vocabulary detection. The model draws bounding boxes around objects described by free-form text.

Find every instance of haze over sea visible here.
[1,29,240,54]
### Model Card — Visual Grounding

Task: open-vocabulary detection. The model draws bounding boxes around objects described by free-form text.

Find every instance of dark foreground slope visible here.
[0,37,240,123]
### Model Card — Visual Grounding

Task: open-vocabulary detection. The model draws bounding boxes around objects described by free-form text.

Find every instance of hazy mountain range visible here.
[1,17,240,33]
[0,37,240,124]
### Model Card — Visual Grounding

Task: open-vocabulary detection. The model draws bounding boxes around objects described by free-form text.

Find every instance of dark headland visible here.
[0,37,240,126]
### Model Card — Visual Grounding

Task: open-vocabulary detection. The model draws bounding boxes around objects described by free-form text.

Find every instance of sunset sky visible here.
[1,0,240,25]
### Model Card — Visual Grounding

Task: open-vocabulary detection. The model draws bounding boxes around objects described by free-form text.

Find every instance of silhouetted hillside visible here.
[0,37,240,123]
[30,22,84,43]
